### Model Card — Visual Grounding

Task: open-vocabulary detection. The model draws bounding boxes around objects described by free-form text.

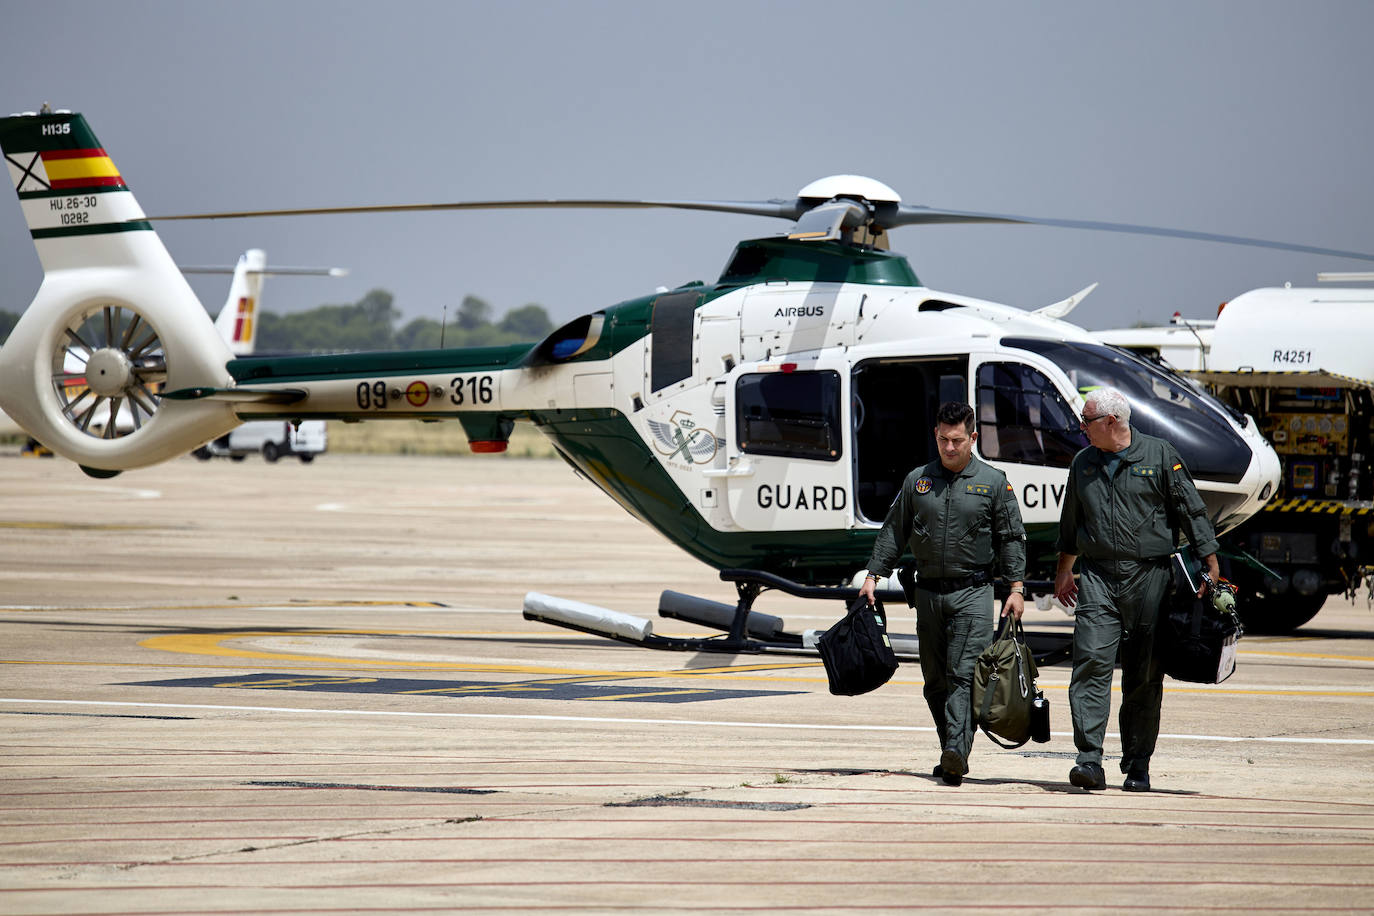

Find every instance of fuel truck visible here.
[1095,274,1374,633]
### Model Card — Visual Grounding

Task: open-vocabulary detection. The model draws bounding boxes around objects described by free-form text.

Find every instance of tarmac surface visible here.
[1,451,1371,915]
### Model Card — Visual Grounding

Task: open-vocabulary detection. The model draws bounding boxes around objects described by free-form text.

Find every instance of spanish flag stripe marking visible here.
[43,156,121,181]
[40,148,123,191]
[39,147,110,161]
[49,175,125,190]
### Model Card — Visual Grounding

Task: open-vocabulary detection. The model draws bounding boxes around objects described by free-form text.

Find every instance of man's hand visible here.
[1054,568,1078,608]
[859,576,878,606]
[1002,591,1025,620]
[1196,553,1221,599]
[1054,553,1078,608]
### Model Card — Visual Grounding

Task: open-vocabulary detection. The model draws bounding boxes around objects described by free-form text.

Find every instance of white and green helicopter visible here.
[5,108,1371,655]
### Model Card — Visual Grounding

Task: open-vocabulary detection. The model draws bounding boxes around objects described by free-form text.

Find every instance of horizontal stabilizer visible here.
[181,264,348,277]
[1032,282,1098,319]
[161,386,308,404]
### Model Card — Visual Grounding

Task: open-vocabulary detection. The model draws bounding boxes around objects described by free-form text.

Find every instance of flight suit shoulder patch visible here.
[1172,462,1183,471]
[914,476,933,494]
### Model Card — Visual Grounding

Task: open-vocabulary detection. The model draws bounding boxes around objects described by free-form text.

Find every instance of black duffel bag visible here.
[817,595,899,696]
[1159,553,1242,684]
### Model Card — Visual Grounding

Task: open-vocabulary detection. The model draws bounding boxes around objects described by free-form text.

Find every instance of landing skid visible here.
[523,568,1072,665]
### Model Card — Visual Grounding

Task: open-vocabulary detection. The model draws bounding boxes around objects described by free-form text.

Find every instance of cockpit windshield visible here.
[1002,337,1251,484]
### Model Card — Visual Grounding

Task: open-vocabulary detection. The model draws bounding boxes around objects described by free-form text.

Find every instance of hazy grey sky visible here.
[3,0,1371,331]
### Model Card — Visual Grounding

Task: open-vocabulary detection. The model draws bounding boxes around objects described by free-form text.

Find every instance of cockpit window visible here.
[736,369,842,461]
[976,362,1085,467]
[1002,338,1250,484]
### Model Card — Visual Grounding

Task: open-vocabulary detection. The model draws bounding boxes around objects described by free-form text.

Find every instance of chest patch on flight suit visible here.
[915,476,933,494]
[1131,465,1159,478]
[965,483,992,496]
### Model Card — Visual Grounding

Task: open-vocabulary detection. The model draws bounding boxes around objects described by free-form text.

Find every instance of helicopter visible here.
[5,107,1371,656]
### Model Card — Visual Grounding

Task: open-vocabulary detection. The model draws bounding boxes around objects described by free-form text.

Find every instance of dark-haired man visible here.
[860,402,1026,786]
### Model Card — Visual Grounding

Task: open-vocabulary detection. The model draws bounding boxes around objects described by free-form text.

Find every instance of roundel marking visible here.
[405,380,430,407]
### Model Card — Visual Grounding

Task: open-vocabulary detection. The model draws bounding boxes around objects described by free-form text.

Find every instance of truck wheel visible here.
[1237,591,1325,634]
[263,442,280,463]
[298,454,315,463]
[230,455,246,462]
[192,447,211,461]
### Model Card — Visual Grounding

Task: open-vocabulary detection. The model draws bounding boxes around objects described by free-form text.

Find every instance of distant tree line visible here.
[0,292,555,352]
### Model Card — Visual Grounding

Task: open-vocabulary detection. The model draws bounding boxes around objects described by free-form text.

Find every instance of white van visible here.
[193,420,327,463]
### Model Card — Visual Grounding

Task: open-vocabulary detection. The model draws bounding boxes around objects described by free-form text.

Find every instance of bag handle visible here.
[977,616,1033,750]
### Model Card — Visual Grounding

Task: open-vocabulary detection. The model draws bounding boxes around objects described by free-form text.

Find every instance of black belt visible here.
[914,569,993,595]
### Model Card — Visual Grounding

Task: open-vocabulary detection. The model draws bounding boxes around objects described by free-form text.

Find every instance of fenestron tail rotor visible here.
[54,305,166,440]
[147,173,1374,263]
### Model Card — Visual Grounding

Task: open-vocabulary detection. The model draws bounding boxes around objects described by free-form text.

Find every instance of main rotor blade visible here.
[890,205,1374,262]
[149,199,804,222]
[148,194,1374,263]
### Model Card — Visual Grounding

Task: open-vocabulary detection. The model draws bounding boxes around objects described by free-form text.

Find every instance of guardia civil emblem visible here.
[914,476,933,494]
[647,410,721,465]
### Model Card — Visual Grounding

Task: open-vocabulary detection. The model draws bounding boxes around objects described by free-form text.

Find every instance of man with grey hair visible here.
[1053,387,1219,792]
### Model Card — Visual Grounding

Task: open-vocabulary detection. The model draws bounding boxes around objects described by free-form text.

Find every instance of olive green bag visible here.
[971,615,1039,749]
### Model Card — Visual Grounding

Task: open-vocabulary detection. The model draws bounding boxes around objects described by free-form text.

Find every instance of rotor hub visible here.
[85,348,133,397]
[796,175,901,204]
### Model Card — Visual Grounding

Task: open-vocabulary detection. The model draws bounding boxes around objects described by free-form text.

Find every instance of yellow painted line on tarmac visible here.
[1177,687,1374,697]
[584,689,714,701]
[137,630,819,680]
[128,631,1374,697]
[1238,648,1374,662]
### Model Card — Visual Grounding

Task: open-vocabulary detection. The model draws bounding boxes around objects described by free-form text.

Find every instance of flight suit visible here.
[1057,432,1218,775]
[867,455,1026,763]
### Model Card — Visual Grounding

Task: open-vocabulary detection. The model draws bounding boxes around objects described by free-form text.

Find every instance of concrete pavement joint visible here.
[111,813,491,873]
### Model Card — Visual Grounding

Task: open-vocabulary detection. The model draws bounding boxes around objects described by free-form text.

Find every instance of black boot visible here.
[1069,762,1107,790]
[1122,767,1151,792]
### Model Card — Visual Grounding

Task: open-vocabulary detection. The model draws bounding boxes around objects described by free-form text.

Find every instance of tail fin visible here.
[213,249,266,355]
[0,108,237,471]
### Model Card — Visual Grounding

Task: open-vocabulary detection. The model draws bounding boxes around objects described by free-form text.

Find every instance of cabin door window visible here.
[974,361,1084,467]
[722,363,852,532]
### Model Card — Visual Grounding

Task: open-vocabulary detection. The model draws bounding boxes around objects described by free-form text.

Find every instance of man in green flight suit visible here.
[860,401,1026,787]
[1054,387,1219,793]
